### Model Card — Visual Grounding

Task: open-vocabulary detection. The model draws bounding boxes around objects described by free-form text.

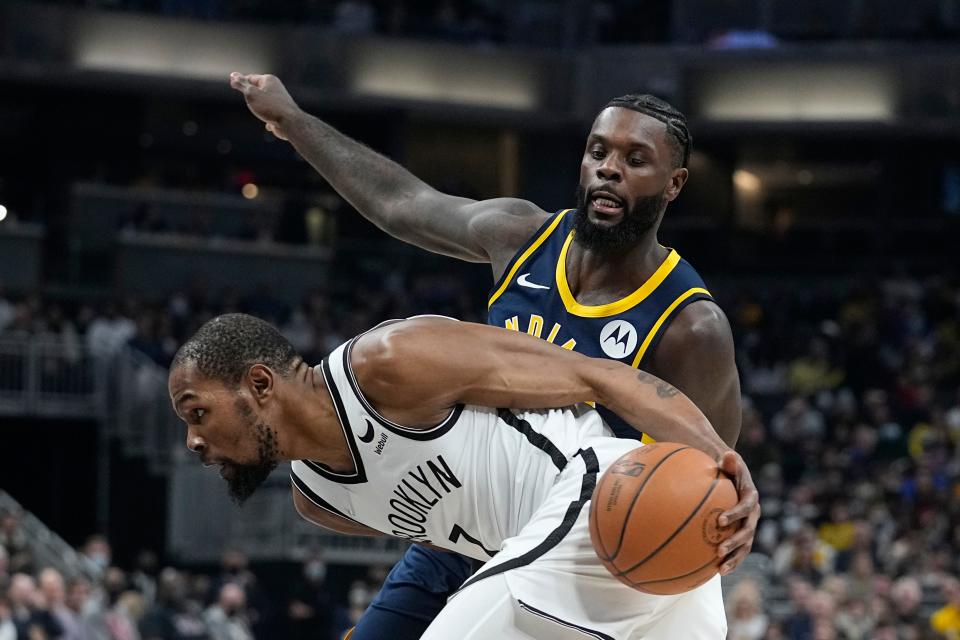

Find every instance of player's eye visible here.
[590,148,606,160]
[192,408,206,421]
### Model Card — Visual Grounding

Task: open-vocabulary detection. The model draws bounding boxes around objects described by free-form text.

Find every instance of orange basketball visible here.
[589,442,739,595]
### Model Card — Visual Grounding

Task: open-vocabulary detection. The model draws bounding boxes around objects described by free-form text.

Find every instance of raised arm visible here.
[352,316,758,573]
[229,73,547,273]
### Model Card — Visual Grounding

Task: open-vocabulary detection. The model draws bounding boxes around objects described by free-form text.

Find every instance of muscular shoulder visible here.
[464,198,550,277]
[349,317,465,424]
[653,299,734,364]
[648,300,741,446]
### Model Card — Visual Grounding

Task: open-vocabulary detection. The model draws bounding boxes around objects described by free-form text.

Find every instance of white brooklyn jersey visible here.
[290,330,613,561]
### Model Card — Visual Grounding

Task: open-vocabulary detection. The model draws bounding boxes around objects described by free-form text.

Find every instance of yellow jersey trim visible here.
[487,209,572,308]
[556,234,681,318]
[630,286,710,444]
[630,287,711,368]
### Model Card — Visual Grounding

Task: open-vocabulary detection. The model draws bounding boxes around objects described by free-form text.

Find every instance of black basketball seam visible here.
[613,468,722,577]
[630,556,719,587]
[608,445,692,560]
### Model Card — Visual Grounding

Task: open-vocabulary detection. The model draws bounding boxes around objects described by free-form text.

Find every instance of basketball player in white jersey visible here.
[168,313,758,638]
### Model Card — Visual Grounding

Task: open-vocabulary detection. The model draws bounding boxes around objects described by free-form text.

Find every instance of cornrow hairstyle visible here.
[172,313,298,386]
[604,94,691,168]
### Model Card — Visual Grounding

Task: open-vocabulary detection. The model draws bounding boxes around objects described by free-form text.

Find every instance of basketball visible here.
[589,442,739,595]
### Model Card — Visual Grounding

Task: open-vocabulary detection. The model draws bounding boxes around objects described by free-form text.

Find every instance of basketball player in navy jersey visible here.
[169,313,758,638]
[230,72,756,639]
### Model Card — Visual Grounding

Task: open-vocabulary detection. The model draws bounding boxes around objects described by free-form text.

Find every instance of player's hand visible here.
[715,450,760,576]
[229,72,300,141]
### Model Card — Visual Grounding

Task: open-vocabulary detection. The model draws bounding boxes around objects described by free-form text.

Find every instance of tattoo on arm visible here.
[636,370,680,399]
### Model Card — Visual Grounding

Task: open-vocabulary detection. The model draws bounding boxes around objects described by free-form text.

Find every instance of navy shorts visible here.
[349,545,475,640]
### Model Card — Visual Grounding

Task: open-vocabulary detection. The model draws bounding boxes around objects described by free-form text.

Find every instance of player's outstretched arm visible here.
[229,73,547,271]
[351,317,759,573]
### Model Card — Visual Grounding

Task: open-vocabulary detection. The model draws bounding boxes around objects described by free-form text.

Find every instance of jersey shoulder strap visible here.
[488,208,573,308]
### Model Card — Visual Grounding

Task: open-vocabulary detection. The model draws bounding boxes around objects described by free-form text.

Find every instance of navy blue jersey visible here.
[487,208,714,440]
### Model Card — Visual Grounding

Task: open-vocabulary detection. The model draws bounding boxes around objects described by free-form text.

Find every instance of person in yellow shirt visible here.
[931,577,960,639]
[818,502,856,555]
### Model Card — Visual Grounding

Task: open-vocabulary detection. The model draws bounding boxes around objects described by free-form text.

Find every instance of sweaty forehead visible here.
[590,107,670,151]
[168,361,198,397]
[168,361,221,402]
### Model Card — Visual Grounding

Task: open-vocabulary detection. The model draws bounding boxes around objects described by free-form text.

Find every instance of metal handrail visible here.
[0,490,97,581]
[0,337,105,418]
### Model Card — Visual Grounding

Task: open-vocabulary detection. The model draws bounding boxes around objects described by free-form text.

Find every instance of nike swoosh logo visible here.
[358,419,375,444]
[517,273,550,290]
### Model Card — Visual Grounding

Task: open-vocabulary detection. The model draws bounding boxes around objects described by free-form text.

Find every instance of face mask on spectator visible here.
[305,561,326,583]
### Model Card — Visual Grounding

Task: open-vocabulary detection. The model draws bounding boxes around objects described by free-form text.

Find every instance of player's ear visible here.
[665,167,688,202]
[247,364,274,402]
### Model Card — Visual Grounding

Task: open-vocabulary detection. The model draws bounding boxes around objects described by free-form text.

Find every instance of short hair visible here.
[603,94,691,168]
[172,313,298,386]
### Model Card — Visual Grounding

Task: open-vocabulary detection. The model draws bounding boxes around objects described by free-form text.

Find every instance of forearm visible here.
[285,111,436,231]
[589,362,732,460]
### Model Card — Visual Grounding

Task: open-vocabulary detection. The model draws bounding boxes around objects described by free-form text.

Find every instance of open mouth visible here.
[590,191,624,215]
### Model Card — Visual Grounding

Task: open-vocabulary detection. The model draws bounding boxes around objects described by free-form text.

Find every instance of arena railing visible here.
[0,337,105,419]
[109,346,184,475]
[166,457,411,565]
[0,490,98,582]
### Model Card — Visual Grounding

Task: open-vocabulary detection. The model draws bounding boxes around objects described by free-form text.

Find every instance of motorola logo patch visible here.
[599,320,638,359]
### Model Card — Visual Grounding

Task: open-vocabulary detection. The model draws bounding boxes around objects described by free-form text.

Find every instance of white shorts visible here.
[421,437,727,639]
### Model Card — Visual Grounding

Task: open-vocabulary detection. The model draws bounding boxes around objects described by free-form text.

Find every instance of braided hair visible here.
[604,94,691,168]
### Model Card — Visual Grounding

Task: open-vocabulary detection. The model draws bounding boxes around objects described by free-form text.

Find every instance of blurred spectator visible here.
[0,544,8,584]
[86,305,137,359]
[0,283,13,334]
[203,583,253,640]
[818,502,856,567]
[130,551,159,608]
[212,550,268,639]
[727,578,768,640]
[8,572,63,639]
[788,338,844,396]
[103,590,146,640]
[139,568,208,640]
[774,526,834,583]
[771,398,825,445]
[890,576,924,632]
[931,577,960,638]
[65,577,94,621]
[0,595,14,640]
[39,568,83,640]
[0,511,28,560]
[81,536,113,580]
[284,554,339,640]
[835,596,875,639]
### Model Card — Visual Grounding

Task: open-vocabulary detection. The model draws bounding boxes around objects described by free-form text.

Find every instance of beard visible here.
[573,185,666,253]
[225,398,280,505]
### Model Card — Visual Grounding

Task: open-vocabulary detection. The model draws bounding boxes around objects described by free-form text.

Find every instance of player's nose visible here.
[596,158,621,182]
[186,430,207,455]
